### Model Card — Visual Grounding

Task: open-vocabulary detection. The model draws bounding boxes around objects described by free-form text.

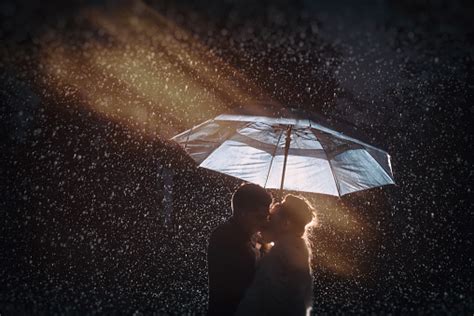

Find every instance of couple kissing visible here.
[207,183,316,316]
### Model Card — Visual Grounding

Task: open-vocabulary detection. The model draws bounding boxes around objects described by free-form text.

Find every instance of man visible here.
[207,183,273,316]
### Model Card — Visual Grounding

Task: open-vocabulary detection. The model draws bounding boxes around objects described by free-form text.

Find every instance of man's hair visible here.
[231,183,272,216]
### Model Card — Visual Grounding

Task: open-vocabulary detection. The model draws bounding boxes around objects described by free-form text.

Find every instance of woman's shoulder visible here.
[278,236,308,254]
[273,237,309,268]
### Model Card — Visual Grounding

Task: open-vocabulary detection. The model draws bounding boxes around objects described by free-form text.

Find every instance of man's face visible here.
[246,204,270,232]
[267,203,287,235]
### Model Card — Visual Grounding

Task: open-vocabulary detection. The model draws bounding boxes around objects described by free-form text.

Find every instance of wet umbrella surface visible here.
[1,0,472,314]
[172,113,395,195]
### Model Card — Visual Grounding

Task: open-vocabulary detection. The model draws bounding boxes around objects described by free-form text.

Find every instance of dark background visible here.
[1,0,472,314]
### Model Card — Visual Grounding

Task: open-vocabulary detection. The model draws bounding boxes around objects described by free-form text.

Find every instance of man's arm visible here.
[207,233,234,315]
[207,233,255,316]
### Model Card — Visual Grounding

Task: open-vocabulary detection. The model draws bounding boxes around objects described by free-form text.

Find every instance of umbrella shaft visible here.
[280,125,292,191]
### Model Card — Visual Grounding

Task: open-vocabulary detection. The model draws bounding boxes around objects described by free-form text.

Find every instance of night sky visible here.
[1,0,473,314]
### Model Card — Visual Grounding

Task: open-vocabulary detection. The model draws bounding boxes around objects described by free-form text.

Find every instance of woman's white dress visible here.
[235,235,313,316]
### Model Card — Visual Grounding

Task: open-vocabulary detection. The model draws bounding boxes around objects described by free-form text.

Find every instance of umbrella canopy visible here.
[171,114,395,196]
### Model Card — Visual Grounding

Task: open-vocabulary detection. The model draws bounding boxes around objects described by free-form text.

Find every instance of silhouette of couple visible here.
[207,183,315,316]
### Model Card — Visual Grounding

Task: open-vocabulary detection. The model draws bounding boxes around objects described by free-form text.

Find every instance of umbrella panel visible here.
[172,116,395,196]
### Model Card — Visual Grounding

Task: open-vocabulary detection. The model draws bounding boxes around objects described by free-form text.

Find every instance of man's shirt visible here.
[207,218,259,316]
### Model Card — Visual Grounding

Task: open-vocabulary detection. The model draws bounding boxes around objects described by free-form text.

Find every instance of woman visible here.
[235,194,316,316]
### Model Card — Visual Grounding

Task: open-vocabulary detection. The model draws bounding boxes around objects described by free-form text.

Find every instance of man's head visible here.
[231,183,273,233]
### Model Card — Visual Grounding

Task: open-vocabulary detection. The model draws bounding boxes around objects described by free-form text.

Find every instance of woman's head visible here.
[268,194,316,238]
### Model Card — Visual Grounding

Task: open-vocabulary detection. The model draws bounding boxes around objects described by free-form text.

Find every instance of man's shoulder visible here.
[209,220,238,249]
[210,221,232,241]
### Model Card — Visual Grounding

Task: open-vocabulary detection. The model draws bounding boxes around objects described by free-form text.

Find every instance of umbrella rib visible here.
[181,118,215,150]
[196,121,254,166]
[326,153,342,197]
[364,149,394,181]
[310,129,342,197]
[263,127,285,189]
[183,125,195,151]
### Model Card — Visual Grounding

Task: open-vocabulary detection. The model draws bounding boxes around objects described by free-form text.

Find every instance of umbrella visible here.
[171,114,395,196]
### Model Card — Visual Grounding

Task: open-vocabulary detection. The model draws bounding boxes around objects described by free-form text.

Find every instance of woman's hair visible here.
[275,194,317,272]
[274,194,317,271]
[279,194,317,237]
